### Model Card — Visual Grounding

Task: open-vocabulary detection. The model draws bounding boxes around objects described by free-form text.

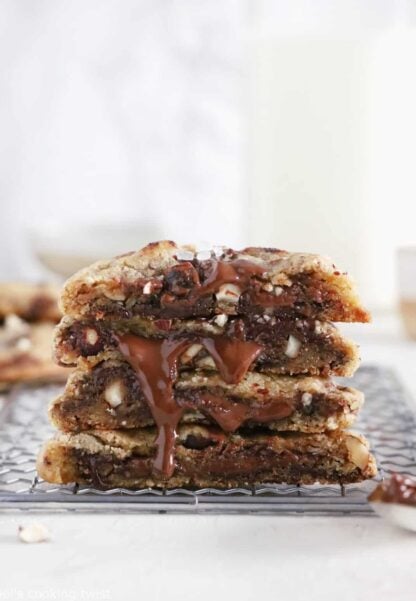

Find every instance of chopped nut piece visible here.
[262,283,273,293]
[215,284,241,303]
[197,356,216,369]
[326,416,338,430]
[346,434,369,470]
[285,335,301,358]
[142,282,153,295]
[181,343,203,364]
[301,392,313,407]
[85,328,98,345]
[214,314,228,327]
[274,286,283,296]
[104,290,126,301]
[18,522,50,544]
[104,380,125,408]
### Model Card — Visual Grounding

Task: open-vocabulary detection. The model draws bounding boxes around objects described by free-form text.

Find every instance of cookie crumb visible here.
[18,522,50,544]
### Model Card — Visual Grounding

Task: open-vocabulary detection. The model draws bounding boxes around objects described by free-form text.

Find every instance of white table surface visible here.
[1,313,416,601]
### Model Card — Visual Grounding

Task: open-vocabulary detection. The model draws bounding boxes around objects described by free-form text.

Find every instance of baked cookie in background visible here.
[0,284,70,389]
[0,282,61,323]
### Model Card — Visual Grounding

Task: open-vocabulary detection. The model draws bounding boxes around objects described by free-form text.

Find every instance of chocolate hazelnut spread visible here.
[117,331,265,477]
[160,258,268,313]
[200,338,262,384]
[369,473,416,506]
[193,258,267,296]
[184,394,294,432]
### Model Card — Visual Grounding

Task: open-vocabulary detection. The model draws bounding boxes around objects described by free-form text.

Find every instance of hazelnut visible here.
[85,327,98,345]
[18,522,50,544]
[104,289,126,301]
[271,274,292,287]
[285,335,301,358]
[215,284,241,303]
[104,380,125,408]
[346,434,369,470]
[326,416,338,430]
[142,281,153,295]
[214,314,228,327]
[301,392,312,407]
[181,343,203,364]
[197,356,216,370]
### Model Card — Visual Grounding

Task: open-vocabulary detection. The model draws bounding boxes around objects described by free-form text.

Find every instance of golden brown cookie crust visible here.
[59,241,370,322]
[53,314,360,377]
[37,426,377,489]
[48,362,363,433]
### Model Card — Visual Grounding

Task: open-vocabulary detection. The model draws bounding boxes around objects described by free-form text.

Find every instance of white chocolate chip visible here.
[274,286,283,296]
[181,343,203,364]
[346,434,369,470]
[301,392,313,407]
[18,522,50,544]
[214,314,228,327]
[215,284,241,303]
[142,282,153,295]
[285,335,301,358]
[104,380,125,408]
[16,337,32,352]
[85,328,98,345]
[197,356,216,369]
[262,283,273,292]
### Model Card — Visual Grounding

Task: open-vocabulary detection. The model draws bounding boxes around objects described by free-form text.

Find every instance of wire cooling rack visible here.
[0,365,415,514]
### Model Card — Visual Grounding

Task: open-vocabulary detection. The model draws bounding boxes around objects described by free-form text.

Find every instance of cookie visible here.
[37,426,377,489]
[59,241,370,322]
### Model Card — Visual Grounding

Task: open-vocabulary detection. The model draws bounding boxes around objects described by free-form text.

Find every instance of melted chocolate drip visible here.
[195,258,267,297]
[116,259,280,477]
[189,394,294,432]
[117,331,265,477]
[200,338,262,385]
[117,335,189,477]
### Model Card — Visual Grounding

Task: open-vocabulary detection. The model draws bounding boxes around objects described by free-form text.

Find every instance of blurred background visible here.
[0,0,415,314]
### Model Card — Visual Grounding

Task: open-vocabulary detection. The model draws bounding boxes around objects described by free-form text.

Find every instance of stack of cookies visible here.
[38,241,376,489]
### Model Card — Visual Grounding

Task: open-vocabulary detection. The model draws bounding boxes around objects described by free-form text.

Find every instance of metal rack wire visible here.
[0,365,415,514]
